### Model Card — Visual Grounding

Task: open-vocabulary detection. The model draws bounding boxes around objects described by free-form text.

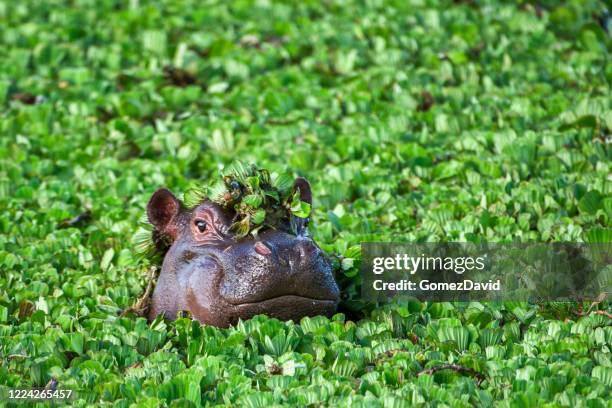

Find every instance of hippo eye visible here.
[194,219,207,233]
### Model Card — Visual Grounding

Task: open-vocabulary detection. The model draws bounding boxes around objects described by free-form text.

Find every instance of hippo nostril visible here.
[254,241,272,256]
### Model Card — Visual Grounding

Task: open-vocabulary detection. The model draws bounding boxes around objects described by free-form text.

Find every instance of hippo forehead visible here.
[183,200,293,243]
[189,201,234,227]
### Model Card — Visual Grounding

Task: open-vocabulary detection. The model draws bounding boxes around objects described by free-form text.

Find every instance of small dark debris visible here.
[96,106,116,122]
[58,210,92,229]
[519,3,544,19]
[116,140,142,161]
[433,152,453,164]
[534,5,544,19]
[267,363,282,375]
[469,42,486,58]
[193,47,211,58]
[116,73,138,91]
[45,378,58,391]
[593,11,610,32]
[240,34,261,48]
[126,361,143,370]
[63,351,78,364]
[382,348,409,358]
[120,266,158,317]
[18,300,35,319]
[452,0,477,6]
[264,35,288,47]
[163,66,198,87]
[143,110,168,126]
[417,363,486,386]
[417,91,435,112]
[239,34,288,49]
[11,92,38,105]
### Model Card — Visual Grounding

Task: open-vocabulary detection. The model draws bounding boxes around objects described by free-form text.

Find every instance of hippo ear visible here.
[147,188,182,241]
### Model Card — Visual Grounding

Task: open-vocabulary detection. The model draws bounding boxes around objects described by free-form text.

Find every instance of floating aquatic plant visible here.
[186,162,311,238]
[133,163,312,256]
[132,214,161,259]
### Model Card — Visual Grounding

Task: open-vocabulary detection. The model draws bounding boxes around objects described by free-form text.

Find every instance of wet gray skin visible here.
[146,178,340,327]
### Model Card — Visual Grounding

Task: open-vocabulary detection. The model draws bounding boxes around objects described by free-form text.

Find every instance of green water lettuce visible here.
[0,0,610,405]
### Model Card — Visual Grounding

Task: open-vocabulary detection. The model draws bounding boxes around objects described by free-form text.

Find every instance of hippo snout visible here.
[219,233,340,307]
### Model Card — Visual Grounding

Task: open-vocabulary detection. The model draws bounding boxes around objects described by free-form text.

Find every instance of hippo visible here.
[145,177,340,327]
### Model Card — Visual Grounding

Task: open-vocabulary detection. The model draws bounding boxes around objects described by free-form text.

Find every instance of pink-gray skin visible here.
[146,177,340,327]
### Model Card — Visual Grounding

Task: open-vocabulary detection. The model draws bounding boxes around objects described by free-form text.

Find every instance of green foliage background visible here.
[0,0,611,406]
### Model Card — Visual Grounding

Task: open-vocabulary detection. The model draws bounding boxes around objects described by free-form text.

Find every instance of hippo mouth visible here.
[232,294,338,307]
[231,295,339,322]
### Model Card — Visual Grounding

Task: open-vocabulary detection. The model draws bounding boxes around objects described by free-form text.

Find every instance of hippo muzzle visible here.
[144,178,340,327]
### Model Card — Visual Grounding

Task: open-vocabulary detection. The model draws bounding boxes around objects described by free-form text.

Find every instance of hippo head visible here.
[146,178,340,327]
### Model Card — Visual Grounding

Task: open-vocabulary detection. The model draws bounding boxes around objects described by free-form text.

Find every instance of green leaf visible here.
[252,208,266,225]
[183,185,207,208]
[100,248,114,271]
[437,326,471,351]
[142,30,167,56]
[559,115,598,131]
[584,228,612,243]
[242,194,263,208]
[290,191,311,218]
[578,191,602,215]
[69,332,84,355]
[592,366,612,386]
